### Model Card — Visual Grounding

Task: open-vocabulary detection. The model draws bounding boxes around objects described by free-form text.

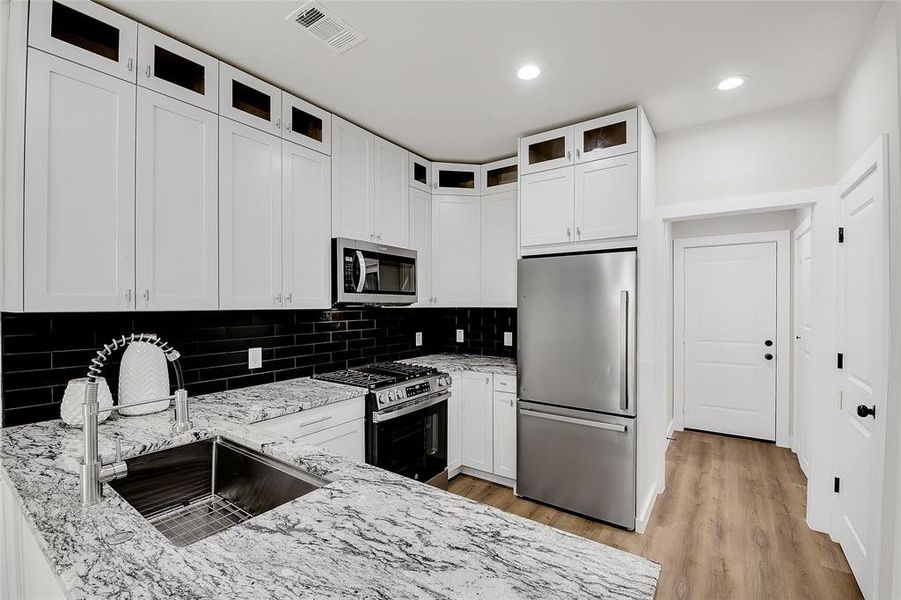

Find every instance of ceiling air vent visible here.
[286,1,366,54]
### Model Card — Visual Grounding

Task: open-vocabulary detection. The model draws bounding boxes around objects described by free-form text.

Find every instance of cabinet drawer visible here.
[493,374,516,392]
[255,396,364,439]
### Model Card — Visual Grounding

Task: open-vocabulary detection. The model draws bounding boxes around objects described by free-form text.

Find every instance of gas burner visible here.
[313,369,395,388]
[367,362,439,380]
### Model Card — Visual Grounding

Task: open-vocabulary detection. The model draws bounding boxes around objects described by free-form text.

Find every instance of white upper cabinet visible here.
[481,157,518,195]
[409,187,432,307]
[28,0,137,82]
[432,162,481,196]
[519,125,573,175]
[282,92,331,155]
[136,26,218,112]
[432,195,481,306]
[461,372,494,473]
[219,118,283,309]
[136,88,218,311]
[492,391,516,479]
[480,190,517,307]
[219,62,282,136]
[574,108,637,163]
[520,167,574,247]
[373,137,409,247]
[282,140,332,309]
[409,152,432,193]
[25,49,136,311]
[574,153,638,242]
[332,116,374,241]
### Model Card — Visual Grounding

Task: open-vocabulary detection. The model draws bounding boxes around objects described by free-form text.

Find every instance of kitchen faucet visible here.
[80,333,192,506]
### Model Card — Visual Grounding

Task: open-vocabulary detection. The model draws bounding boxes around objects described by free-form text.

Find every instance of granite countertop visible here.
[0,374,659,599]
[401,353,518,376]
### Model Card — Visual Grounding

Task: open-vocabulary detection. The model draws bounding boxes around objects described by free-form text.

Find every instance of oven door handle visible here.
[371,392,450,423]
[355,250,366,292]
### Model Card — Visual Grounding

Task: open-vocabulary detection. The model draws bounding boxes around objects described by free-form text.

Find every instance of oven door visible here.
[334,238,417,305]
[367,393,448,484]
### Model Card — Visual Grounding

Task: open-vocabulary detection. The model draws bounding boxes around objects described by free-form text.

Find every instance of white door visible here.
[520,167,574,247]
[282,141,331,309]
[793,216,813,475]
[136,88,218,311]
[447,375,463,474]
[492,391,516,479]
[574,153,638,242]
[682,242,777,440]
[834,143,888,600]
[219,118,283,309]
[373,137,409,247]
[331,116,374,241]
[480,190,517,307]
[409,187,432,307]
[25,49,136,311]
[136,25,219,112]
[461,372,493,472]
[432,195,480,306]
[218,62,282,136]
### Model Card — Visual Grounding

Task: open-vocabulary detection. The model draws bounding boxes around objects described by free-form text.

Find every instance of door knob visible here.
[764,339,773,347]
[764,353,774,361]
[857,404,876,418]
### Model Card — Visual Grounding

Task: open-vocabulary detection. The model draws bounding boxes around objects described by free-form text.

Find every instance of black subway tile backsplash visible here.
[1,308,516,427]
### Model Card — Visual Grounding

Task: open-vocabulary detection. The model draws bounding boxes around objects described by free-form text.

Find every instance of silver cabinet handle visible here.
[275,293,283,305]
[620,290,629,411]
[275,118,281,129]
[296,415,332,430]
[377,233,382,241]
[485,377,490,384]
[576,226,582,238]
[576,148,581,159]
[285,293,293,304]
[566,227,572,239]
[145,65,151,78]
[127,58,133,72]
[143,289,150,303]
[566,150,571,161]
[124,289,132,303]
[519,408,627,432]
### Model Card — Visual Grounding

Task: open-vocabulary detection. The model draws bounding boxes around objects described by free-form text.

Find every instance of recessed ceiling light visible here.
[716,75,748,91]
[517,65,541,80]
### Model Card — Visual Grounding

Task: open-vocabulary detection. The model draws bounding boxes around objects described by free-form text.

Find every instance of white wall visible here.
[657,98,836,206]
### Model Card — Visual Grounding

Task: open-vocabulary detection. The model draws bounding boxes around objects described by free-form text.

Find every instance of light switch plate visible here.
[503,332,513,346]
[248,347,262,370]
[415,332,423,347]
[456,329,464,343]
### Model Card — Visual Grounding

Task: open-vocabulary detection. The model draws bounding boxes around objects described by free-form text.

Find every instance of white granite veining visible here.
[401,353,517,376]
[0,372,659,599]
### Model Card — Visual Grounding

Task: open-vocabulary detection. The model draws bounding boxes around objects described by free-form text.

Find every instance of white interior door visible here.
[682,242,777,440]
[834,143,888,600]
[793,216,813,475]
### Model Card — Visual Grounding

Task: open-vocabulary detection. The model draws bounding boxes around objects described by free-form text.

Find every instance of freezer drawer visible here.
[516,400,635,529]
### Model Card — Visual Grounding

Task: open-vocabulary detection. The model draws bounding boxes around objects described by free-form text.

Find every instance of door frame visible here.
[674,230,792,447]
[792,212,813,475]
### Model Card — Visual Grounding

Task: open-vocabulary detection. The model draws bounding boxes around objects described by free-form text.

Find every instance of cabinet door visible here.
[299,418,365,462]
[282,92,331,155]
[219,62,282,136]
[574,109,637,163]
[219,118,283,309]
[574,153,638,241]
[480,190,517,307]
[28,0,137,82]
[481,156,518,195]
[409,187,432,307]
[373,137,410,247]
[447,374,463,474]
[432,195,481,306]
[461,372,493,472]
[519,167,575,248]
[432,162,481,196]
[519,126,573,175]
[282,140,332,309]
[492,391,516,479]
[409,152,432,193]
[136,88,218,311]
[136,25,218,112]
[331,116,374,241]
[25,49,136,311]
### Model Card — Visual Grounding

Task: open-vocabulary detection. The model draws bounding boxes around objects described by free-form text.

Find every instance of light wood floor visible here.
[448,430,861,600]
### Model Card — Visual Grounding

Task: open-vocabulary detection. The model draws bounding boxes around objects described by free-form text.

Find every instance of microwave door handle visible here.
[355,251,366,292]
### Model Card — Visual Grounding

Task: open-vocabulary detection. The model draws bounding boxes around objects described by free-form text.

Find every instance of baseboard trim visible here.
[456,466,516,489]
[635,483,659,534]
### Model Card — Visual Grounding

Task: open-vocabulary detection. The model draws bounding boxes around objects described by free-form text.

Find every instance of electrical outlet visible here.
[248,347,262,370]
[415,332,423,347]
[456,329,464,343]
[503,331,513,347]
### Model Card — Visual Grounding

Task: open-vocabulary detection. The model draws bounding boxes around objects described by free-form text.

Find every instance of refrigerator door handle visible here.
[620,289,629,412]
[519,408,628,433]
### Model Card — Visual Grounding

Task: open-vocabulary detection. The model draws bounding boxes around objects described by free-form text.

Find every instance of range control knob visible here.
[387,391,396,403]
[397,388,406,399]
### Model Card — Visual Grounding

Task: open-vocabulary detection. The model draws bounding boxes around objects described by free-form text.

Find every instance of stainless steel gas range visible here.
[313,362,452,488]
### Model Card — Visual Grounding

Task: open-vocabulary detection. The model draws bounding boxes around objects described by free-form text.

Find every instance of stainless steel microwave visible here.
[332,238,417,306]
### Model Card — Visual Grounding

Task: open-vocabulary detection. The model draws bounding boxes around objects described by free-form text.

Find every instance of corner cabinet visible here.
[432,162,481,196]
[480,190,517,307]
[432,195,481,306]
[24,49,136,311]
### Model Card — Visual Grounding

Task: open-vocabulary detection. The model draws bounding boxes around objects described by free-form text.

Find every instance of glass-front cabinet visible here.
[481,156,517,194]
[518,125,573,175]
[574,109,637,163]
[218,62,282,136]
[282,92,331,155]
[409,152,432,192]
[137,26,218,112]
[28,0,138,82]
[432,162,481,196]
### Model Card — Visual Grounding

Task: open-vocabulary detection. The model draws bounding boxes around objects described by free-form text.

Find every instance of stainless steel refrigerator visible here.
[516,250,637,529]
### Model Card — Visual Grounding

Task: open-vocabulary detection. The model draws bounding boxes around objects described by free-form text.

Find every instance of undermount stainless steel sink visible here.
[110,437,327,547]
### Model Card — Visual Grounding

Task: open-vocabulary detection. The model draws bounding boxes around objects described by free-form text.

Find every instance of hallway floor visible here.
[448,430,861,599]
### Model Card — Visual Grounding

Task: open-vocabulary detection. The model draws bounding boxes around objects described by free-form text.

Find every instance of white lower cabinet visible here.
[447,374,463,474]
[480,190,517,307]
[432,195,481,306]
[460,372,494,473]
[492,391,517,479]
[299,419,365,462]
[253,397,365,462]
[409,186,433,307]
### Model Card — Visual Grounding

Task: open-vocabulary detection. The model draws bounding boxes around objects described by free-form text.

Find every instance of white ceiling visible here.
[102,0,881,163]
